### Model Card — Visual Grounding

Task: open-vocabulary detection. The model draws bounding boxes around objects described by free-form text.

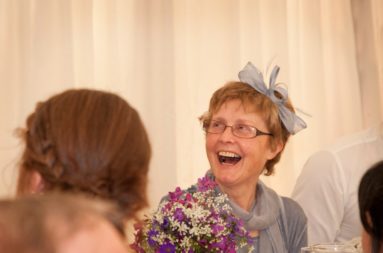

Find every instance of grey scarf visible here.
[228,181,287,253]
[206,172,287,253]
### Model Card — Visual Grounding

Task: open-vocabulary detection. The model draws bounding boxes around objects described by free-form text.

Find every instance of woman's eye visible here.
[237,125,250,132]
[211,122,222,128]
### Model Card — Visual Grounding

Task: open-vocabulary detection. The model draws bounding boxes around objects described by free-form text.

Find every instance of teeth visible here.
[218,151,240,158]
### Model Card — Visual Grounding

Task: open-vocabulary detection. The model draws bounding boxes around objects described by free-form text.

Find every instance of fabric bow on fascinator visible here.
[238,62,307,135]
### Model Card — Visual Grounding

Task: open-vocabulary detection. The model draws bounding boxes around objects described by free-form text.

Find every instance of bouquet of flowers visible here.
[131,176,254,253]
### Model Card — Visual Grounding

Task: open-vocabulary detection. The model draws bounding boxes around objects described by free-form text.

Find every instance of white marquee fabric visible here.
[0,0,382,208]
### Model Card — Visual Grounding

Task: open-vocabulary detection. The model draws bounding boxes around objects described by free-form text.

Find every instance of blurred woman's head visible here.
[358,161,383,253]
[17,89,151,221]
[0,193,127,253]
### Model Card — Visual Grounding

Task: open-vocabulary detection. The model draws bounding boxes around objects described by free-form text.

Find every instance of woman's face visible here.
[362,228,372,253]
[205,99,280,190]
[361,212,383,253]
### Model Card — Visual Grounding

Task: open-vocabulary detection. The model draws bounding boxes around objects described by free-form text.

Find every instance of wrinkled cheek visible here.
[205,138,216,165]
[205,136,216,154]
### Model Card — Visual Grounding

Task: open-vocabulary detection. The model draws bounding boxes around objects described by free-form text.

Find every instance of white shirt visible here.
[292,123,383,245]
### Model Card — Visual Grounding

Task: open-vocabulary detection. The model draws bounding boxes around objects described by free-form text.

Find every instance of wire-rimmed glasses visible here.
[203,120,273,139]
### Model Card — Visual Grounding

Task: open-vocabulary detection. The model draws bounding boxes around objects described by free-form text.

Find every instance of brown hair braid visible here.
[17,89,151,221]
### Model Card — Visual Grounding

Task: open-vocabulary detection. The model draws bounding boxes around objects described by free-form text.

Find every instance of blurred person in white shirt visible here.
[292,123,383,244]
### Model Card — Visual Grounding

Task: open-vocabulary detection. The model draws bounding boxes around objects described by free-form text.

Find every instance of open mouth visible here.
[217,151,241,165]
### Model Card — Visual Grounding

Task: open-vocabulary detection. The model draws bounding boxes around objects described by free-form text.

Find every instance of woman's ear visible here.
[267,141,284,160]
[29,171,45,194]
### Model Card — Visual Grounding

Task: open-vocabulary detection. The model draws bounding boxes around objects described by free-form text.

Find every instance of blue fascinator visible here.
[238,62,307,135]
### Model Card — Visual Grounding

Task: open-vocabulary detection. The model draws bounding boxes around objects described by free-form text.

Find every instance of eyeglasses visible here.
[203,120,273,139]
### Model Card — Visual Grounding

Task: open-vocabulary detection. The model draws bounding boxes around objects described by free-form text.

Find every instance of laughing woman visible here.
[170,62,307,252]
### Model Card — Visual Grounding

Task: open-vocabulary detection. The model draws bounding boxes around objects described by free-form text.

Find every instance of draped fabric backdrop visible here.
[0,0,382,209]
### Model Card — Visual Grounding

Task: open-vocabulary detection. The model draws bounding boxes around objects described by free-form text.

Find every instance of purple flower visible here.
[210,239,227,250]
[148,229,159,247]
[169,187,183,201]
[211,224,224,235]
[197,176,217,192]
[226,244,237,253]
[174,207,185,222]
[158,242,176,253]
[161,217,170,230]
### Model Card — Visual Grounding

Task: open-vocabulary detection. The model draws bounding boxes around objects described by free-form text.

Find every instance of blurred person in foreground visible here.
[15,89,151,236]
[358,161,383,253]
[292,123,383,244]
[0,193,128,253]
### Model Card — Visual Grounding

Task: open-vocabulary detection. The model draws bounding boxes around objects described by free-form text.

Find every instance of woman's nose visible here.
[218,126,235,142]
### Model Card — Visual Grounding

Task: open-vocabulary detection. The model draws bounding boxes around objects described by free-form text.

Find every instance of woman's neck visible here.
[219,183,257,212]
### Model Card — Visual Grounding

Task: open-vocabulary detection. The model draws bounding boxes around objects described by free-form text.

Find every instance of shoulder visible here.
[302,149,339,172]
[298,125,381,177]
[279,197,307,238]
[300,124,383,178]
[304,126,376,168]
[280,197,307,225]
[307,124,381,159]
[279,197,308,249]
[327,124,382,156]
[294,149,344,190]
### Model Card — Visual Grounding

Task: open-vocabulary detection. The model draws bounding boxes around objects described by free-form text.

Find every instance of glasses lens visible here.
[233,124,256,138]
[207,120,224,133]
